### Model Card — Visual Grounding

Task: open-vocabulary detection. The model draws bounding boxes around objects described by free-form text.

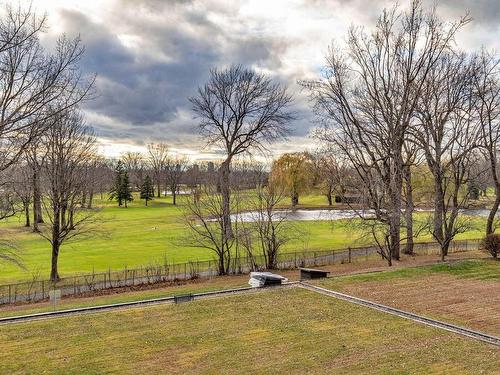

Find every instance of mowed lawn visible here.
[314,259,500,335]
[0,287,498,374]
[0,192,487,284]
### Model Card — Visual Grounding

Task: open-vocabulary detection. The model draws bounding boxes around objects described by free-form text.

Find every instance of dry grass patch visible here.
[315,259,500,335]
[0,287,498,374]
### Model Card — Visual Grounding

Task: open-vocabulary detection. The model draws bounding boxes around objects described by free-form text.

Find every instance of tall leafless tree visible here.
[183,183,237,275]
[164,154,189,205]
[250,183,294,269]
[25,140,45,231]
[121,151,146,190]
[314,149,351,206]
[0,6,94,174]
[147,143,169,197]
[38,109,98,281]
[10,162,32,227]
[305,1,469,264]
[190,65,295,239]
[474,50,500,235]
[412,52,480,259]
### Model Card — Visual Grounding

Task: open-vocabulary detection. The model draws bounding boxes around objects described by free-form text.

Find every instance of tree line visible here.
[2,1,500,282]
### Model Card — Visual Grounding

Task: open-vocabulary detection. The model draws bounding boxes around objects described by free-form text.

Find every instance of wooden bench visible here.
[299,268,330,280]
[174,294,194,304]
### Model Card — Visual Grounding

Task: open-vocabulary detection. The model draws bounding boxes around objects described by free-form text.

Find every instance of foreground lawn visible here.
[314,259,500,335]
[0,287,498,374]
[0,192,487,284]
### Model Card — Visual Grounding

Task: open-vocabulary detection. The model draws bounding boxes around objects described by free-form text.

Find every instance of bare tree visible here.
[412,52,480,259]
[80,154,105,209]
[190,64,295,238]
[183,183,236,275]
[0,5,94,174]
[474,50,500,234]
[250,183,294,269]
[305,1,469,264]
[38,108,98,281]
[10,162,32,227]
[314,149,351,206]
[147,143,169,197]
[121,151,146,190]
[402,140,421,254]
[164,154,189,205]
[25,140,45,231]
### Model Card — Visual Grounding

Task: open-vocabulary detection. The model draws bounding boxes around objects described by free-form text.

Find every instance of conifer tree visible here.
[122,170,133,207]
[140,175,154,206]
[109,161,134,207]
[109,161,125,206]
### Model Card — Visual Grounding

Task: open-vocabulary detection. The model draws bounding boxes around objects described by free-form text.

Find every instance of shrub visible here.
[481,234,500,259]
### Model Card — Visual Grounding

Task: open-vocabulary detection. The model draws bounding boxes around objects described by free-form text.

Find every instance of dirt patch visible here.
[330,272,500,336]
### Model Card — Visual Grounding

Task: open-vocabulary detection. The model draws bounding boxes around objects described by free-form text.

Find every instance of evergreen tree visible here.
[109,161,125,206]
[140,175,154,206]
[122,170,133,207]
[109,161,134,207]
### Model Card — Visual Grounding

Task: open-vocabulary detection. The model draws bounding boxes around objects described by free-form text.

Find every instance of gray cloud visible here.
[38,0,500,157]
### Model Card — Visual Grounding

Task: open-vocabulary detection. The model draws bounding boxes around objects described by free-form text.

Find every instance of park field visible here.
[0,285,498,374]
[0,191,488,284]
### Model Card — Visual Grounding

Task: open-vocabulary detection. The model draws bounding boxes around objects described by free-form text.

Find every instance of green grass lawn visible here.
[315,259,500,285]
[0,287,498,374]
[0,192,488,284]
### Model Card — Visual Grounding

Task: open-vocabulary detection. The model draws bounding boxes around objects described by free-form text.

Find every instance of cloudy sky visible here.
[31,0,500,160]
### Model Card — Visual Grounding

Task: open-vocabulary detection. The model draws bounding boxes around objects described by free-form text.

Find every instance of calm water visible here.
[229,208,492,222]
[230,209,374,222]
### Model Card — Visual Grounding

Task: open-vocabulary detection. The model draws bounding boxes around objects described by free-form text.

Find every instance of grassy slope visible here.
[0,288,498,374]
[314,259,500,332]
[316,259,500,285]
[0,191,487,284]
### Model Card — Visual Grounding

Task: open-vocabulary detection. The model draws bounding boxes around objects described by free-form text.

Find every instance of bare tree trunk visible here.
[157,179,161,198]
[24,202,30,227]
[50,241,60,282]
[172,190,177,205]
[389,157,403,261]
[326,187,333,206]
[87,190,93,209]
[51,208,61,282]
[33,168,43,231]
[487,187,500,235]
[433,172,445,245]
[81,191,87,207]
[291,190,299,207]
[486,150,500,235]
[219,159,233,239]
[403,165,414,254]
[69,209,75,230]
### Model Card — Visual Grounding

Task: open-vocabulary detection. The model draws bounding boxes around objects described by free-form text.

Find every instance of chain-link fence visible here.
[0,238,480,304]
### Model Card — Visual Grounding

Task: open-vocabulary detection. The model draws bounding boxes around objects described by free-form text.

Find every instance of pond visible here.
[230,209,375,222]
[229,208,493,223]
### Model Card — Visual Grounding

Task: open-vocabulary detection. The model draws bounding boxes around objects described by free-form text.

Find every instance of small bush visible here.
[481,234,500,259]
